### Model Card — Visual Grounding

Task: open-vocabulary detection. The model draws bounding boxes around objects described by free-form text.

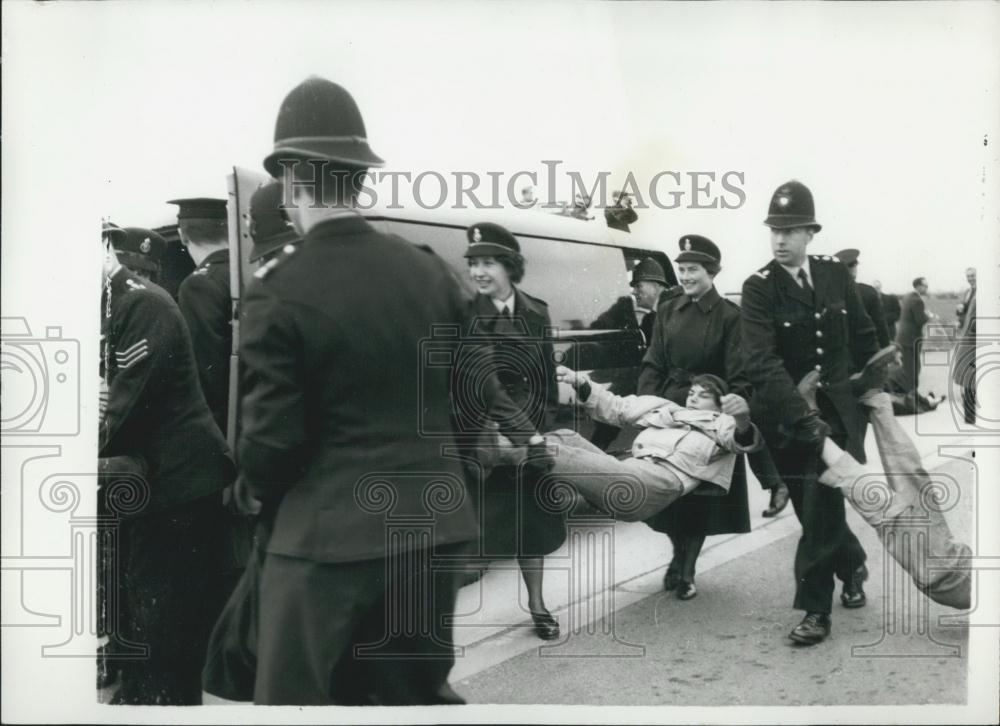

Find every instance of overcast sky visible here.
[4,0,998,294]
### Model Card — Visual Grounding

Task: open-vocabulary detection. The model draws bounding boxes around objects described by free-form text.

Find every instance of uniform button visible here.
[814,313,822,320]
[815,364,822,371]
[816,348,824,355]
[816,331,823,338]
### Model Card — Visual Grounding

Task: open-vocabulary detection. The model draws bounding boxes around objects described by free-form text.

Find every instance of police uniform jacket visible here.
[857,281,890,348]
[178,248,232,435]
[638,286,749,403]
[100,267,234,512]
[469,287,558,432]
[238,213,537,564]
[896,290,930,349]
[740,255,878,461]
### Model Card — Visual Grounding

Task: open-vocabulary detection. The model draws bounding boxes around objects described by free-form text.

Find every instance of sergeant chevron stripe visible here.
[116,339,149,368]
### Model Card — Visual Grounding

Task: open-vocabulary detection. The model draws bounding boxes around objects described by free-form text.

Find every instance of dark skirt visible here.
[470,465,567,559]
[644,456,751,538]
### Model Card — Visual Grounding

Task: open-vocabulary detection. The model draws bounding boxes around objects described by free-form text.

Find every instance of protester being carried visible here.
[492,367,764,522]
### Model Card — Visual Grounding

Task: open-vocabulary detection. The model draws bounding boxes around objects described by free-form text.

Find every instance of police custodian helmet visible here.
[764,180,822,232]
[249,180,300,262]
[263,76,385,177]
[631,257,668,286]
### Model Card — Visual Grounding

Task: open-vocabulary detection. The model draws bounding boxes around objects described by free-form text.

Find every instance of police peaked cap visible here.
[102,221,126,243]
[113,227,166,273]
[675,235,721,265]
[249,181,300,262]
[167,197,228,221]
[835,248,860,265]
[764,180,822,231]
[264,76,385,177]
[463,222,521,258]
[631,257,668,286]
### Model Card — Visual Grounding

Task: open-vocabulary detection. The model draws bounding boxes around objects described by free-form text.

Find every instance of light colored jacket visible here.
[582,383,763,488]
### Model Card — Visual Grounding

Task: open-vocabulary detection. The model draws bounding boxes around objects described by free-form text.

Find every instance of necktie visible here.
[798,269,813,295]
[501,305,511,319]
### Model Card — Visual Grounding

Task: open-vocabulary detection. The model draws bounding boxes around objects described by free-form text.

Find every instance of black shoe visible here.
[530,609,560,640]
[676,581,697,600]
[663,567,682,591]
[789,612,831,645]
[841,564,869,608]
[762,483,790,518]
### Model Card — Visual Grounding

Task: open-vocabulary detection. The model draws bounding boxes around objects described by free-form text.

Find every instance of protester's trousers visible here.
[544,430,692,521]
[820,391,971,609]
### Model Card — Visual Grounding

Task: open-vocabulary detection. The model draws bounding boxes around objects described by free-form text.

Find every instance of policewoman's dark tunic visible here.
[100,267,234,705]
[740,255,878,614]
[178,248,232,436]
[637,286,751,537]
[470,288,566,558]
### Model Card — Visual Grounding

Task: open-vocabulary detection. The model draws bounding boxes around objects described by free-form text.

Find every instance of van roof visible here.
[357,203,662,251]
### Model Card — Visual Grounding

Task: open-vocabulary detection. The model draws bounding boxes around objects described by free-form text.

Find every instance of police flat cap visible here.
[463,222,521,258]
[167,197,228,221]
[835,248,860,265]
[764,180,822,231]
[102,221,127,243]
[114,227,166,273]
[249,180,300,262]
[631,257,667,286]
[675,235,721,265]
[264,76,385,177]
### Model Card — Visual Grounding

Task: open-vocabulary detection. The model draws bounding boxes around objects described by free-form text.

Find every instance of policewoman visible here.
[114,226,167,284]
[464,222,565,640]
[637,235,754,600]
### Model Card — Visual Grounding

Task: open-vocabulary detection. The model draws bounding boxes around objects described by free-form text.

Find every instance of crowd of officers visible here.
[97,76,977,706]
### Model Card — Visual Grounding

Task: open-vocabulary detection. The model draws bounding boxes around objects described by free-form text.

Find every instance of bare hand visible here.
[555,365,581,387]
[720,393,749,418]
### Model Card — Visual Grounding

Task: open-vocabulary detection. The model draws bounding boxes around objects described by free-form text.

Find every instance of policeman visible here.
[740,180,878,645]
[100,228,235,703]
[589,257,680,450]
[111,226,167,284]
[835,248,891,347]
[239,76,547,705]
[169,197,232,435]
[248,179,301,267]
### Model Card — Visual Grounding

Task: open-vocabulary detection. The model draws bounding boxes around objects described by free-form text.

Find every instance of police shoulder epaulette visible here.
[192,265,210,276]
[124,277,146,291]
[752,266,771,280]
[811,254,838,264]
[254,243,299,280]
[522,290,549,307]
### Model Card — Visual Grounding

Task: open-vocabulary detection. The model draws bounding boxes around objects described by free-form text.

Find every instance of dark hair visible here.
[288,159,368,206]
[689,373,729,407]
[179,217,228,245]
[703,260,721,277]
[912,277,927,289]
[497,252,526,284]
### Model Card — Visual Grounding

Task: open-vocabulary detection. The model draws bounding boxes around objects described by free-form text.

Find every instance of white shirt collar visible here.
[491,291,516,314]
[779,257,812,287]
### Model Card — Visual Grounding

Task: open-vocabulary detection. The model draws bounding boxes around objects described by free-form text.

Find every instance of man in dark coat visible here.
[589,257,681,450]
[172,197,233,436]
[874,279,901,340]
[741,180,878,645]
[100,231,235,704]
[893,276,932,394]
[952,270,977,424]
[836,248,891,348]
[240,77,547,705]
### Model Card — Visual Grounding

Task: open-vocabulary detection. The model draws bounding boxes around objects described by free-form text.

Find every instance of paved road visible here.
[453,455,973,705]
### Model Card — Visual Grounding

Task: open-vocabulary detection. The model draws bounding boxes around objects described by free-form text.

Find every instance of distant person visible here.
[836,249,890,348]
[893,276,932,395]
[953,268,977,424]
[956,267,976,329]
[873,279,901,339]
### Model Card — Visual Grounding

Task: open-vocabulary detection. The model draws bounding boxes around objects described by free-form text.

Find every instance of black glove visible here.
[779,411,831,453]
